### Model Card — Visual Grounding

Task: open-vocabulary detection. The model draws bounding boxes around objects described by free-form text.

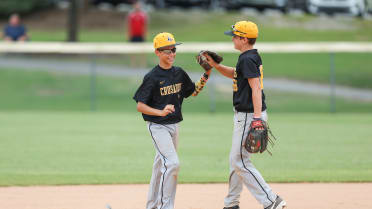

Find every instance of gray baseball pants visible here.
[146,122,179,209]
[224,110,277,208]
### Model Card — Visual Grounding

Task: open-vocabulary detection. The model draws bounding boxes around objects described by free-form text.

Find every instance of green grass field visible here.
[0,111,371,186]
[1,69,372,113]
[27,11,372,42]
[3,50,372,90]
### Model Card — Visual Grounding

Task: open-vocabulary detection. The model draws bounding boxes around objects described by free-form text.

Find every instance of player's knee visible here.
[167,160,180,173]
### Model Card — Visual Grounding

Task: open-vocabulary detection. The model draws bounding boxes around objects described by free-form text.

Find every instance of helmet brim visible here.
[224,30,235,36]
[157,42,182,50]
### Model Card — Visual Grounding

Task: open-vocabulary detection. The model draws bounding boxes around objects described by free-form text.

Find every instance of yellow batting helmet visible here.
[224,21,258,38]
[153,32,182,49]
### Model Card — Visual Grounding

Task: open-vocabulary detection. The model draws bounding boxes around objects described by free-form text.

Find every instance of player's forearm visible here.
[192,71,211,96]
[252,88,262,118]
[248,78,262,118]
[137,102,162,116]
[213,64,234,79]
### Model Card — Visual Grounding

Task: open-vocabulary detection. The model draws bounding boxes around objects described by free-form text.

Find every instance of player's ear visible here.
[155,49,160,56]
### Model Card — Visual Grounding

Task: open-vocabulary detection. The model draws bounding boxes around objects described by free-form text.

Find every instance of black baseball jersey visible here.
[133,65,195,124]
[233,49,267,113]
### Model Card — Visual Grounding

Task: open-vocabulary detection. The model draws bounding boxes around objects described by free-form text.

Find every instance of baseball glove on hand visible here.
[244,119,277,155]
[196,50,223,71]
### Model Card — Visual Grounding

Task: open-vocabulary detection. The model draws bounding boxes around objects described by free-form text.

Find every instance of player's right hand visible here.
[203,52,218,68]
[160,104,175,116]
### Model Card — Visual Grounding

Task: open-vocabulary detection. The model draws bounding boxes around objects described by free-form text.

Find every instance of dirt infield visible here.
[1,183,371,209]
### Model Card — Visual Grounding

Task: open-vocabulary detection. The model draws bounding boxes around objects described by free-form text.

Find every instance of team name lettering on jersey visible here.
[160,83,182,96]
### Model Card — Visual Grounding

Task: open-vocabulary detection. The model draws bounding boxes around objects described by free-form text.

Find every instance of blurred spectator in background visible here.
[127,1,148,68]
[127,1,147,42]
[3,14,28,42]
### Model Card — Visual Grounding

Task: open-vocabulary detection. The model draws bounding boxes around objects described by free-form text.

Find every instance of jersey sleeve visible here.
[239,57,260,79]
[181,70,196,98]
[133,74,155,104]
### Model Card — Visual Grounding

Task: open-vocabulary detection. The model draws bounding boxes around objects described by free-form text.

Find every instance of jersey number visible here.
[232,66,264,92]
[233,69,238,92]
[259,65,264,90]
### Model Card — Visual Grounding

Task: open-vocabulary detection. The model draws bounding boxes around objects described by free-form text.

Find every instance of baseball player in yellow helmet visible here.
[133,32,212,209]
[202,21,287,209]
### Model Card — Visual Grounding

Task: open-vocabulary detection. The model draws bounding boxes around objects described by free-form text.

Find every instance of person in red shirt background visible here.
[127,1,148,42]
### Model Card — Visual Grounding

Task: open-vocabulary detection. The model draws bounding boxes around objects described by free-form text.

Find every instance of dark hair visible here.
[237,36,256,45]
[248,38,256,45]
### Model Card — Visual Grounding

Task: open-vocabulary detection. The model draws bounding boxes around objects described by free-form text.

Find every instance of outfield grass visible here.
[0,111,371,186]
[147,11,372,42]
[27,11,372,42]
[1,68,372,113]
[22,51,372,89]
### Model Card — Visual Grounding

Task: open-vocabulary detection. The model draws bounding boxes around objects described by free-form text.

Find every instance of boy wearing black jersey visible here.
[204,21,286,209]
[133,32,210,209]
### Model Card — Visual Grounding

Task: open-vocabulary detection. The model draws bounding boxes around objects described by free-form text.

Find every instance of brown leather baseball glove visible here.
[244,119,277,155]
[196,50,223,71]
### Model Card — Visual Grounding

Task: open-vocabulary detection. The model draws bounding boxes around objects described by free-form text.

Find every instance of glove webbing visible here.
[266,124,277,155]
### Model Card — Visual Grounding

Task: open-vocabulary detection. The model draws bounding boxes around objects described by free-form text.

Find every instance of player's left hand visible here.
[252,118,265,130]
[244,119,277,155]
